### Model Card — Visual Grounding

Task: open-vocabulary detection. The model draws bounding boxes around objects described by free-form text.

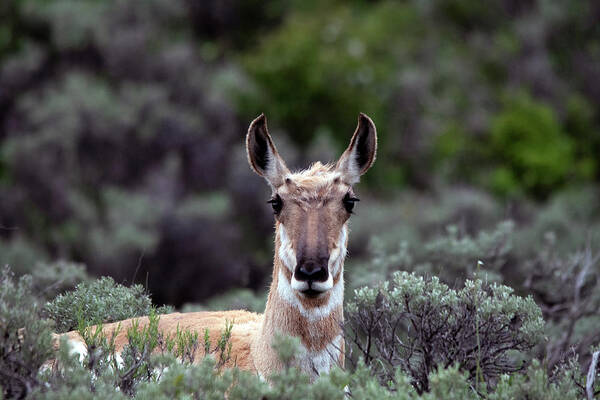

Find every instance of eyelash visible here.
[343,193,360,213]
[267,194,283,215]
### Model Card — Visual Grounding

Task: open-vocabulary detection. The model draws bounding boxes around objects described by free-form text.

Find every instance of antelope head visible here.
[246,114,377,306]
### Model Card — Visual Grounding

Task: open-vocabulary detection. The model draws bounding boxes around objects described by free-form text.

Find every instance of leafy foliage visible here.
[0,267,54,399]
[30,260,89,300]
[1,260,595,399]
[2,0,600,309]
[45,277,172,333]
[488,360,580,400]
[524,241,600,369]
[346,271,544,393]
[236,0,600,192]
[489,94,580,197]
[2,0,600,397]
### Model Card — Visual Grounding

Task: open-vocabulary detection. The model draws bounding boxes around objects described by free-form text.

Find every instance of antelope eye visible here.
[343,193,359,213]
[267,194,283,215]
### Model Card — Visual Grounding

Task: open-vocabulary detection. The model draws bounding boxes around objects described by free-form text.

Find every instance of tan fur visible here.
[56,113,377,381]
[57,311,261,371]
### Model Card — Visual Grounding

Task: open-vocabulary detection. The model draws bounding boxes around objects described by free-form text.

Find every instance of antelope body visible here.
[59,113,377,380]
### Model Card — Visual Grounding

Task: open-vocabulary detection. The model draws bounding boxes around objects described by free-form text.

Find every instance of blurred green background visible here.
[1,0,599,307]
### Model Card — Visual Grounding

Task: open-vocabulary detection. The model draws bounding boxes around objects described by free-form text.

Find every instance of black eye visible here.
[267,194,283,215]
[343,193,359,213]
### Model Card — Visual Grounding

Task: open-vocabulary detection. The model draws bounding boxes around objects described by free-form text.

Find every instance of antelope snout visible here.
[294,259,329,283]
[291,251,333,296]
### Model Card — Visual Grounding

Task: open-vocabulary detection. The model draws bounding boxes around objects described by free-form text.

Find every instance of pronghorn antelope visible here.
[58,113,377,380]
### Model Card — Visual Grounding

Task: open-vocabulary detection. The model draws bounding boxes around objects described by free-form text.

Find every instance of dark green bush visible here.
[488,94,578,197]
[0,237,48,277]
[238,1,408,148]
[417,221,513,283]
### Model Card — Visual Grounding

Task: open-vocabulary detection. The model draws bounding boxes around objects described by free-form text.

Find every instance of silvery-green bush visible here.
[0,268,54,399]
[45,276,172,333]
[1,265,590,399]
[345,271,544,394]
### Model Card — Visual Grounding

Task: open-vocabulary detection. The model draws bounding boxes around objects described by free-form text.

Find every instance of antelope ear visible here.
[335,113,377,184]
[246,114,290,188]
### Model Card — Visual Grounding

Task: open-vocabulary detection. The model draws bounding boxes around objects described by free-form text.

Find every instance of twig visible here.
[587,350,599,400]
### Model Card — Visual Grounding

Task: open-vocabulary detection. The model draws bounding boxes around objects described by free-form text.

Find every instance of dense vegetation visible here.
[2,189,600,397]
[1,0,600,398]
[2,0,600,305]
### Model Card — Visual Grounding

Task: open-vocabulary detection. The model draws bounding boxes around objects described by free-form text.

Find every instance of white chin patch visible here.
[290,274,333,293]
[278,268,344,322]
[307,275,334,292]
[291,278,308,291]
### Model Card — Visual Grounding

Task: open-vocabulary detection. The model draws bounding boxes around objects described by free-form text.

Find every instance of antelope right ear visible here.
[246,114,290,188]
[335,113,377,185]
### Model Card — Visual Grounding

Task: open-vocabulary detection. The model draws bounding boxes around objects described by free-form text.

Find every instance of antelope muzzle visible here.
[294,253,330,297]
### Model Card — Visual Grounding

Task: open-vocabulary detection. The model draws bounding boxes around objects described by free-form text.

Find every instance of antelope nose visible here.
[295,260,328,282]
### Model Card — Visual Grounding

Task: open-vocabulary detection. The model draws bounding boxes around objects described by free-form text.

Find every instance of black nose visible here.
[294,260,328,282]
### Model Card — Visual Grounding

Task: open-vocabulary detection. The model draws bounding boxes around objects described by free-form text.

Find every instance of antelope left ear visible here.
[335,113,377,184]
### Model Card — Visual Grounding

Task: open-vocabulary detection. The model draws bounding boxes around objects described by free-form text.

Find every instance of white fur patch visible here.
[68,339,88,363]
[328,225,348,277]
[296,335,344,379]
[277,268,344,323]
[338,149,362,185]
[305,274,333,292]
[67,338,125,370]
[278,224,296,272]
[114,351,124,369]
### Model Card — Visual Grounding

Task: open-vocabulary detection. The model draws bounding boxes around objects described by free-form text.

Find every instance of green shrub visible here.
[0,268,589,399]
[34,338,130,400]
[134,355,265,400]
[513,186,600,256]
[0,237,48,277]
[489,94,577,197]
[488,360,579,400]
[523,242,600,369]
[418,221,513,282]
[30,260,89,300]
[350,220,513,290]
[0,267,54,399]
[238,2,409,147]
[564,95,599,180]
[345,271,544,393]
[45,276,172,333]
